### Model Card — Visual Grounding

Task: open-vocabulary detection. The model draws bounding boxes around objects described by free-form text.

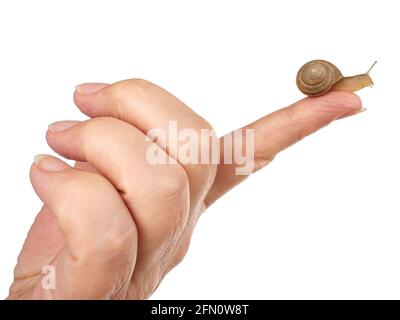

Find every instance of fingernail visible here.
[34,155,66,172]
[75,83,109,95]
[48,120,80,133]
[337,107,367,120]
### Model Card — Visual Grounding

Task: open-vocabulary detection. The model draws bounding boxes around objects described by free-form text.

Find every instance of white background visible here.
[0,0,399,299]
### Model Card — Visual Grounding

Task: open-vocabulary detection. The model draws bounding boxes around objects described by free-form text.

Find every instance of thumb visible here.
[205,91,363,206]
[29,155,137,299]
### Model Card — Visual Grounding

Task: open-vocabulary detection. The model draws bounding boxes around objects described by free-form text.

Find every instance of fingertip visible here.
[73,84,110,118]
[324,91,362,110]
[46,121,81,160]
[30,155,72,203]
[73,90,92,117]
[33,154,70,171]
[75,83,109,96]
[45,122,86,162]
[302,91,363,115]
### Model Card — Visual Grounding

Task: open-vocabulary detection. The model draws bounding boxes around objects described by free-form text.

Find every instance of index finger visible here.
[204,91,363,206]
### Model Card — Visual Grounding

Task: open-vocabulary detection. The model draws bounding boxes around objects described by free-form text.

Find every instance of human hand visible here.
[8,79,362,299]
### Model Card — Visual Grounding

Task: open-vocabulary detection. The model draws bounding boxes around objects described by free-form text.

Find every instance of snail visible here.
[296,60,377,96]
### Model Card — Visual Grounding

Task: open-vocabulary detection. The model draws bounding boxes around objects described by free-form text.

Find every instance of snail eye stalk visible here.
[366,61,377,75]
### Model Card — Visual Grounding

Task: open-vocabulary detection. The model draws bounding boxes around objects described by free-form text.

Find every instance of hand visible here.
[8,79,362,299]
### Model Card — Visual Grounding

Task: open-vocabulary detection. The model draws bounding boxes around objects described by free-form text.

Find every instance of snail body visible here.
[296,60,375,96]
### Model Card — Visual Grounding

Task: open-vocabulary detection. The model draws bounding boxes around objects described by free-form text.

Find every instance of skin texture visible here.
[7,80,363,299]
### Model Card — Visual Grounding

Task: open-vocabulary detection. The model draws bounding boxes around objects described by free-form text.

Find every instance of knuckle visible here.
[80,117,102,140]
[253,153,274,172]
[163,166,189,196]
[177,120,217,186]
[99,223,137,255]
[152,166,190,234]
[112,78,154,99]
[109,79,155,116]
[80,117,123,156]
[164,167,189,201]
[71,227,136,265]
[282,106,308,143]
[190,117,214,135]
[173,237,191,267]
[284,105,298,123]
[196,163,218,191]
[82,116,119,132]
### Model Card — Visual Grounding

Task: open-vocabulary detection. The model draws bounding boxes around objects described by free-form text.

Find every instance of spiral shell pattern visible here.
[296,60,343,96]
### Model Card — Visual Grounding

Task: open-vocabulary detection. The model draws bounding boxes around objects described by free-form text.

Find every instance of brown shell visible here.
[296,60,343,96]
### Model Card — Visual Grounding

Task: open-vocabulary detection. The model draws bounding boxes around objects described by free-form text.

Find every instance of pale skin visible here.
[7,79,363,299]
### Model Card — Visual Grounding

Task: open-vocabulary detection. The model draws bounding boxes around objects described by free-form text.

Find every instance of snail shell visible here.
[296,60,343,96]
[296,59,375,97]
